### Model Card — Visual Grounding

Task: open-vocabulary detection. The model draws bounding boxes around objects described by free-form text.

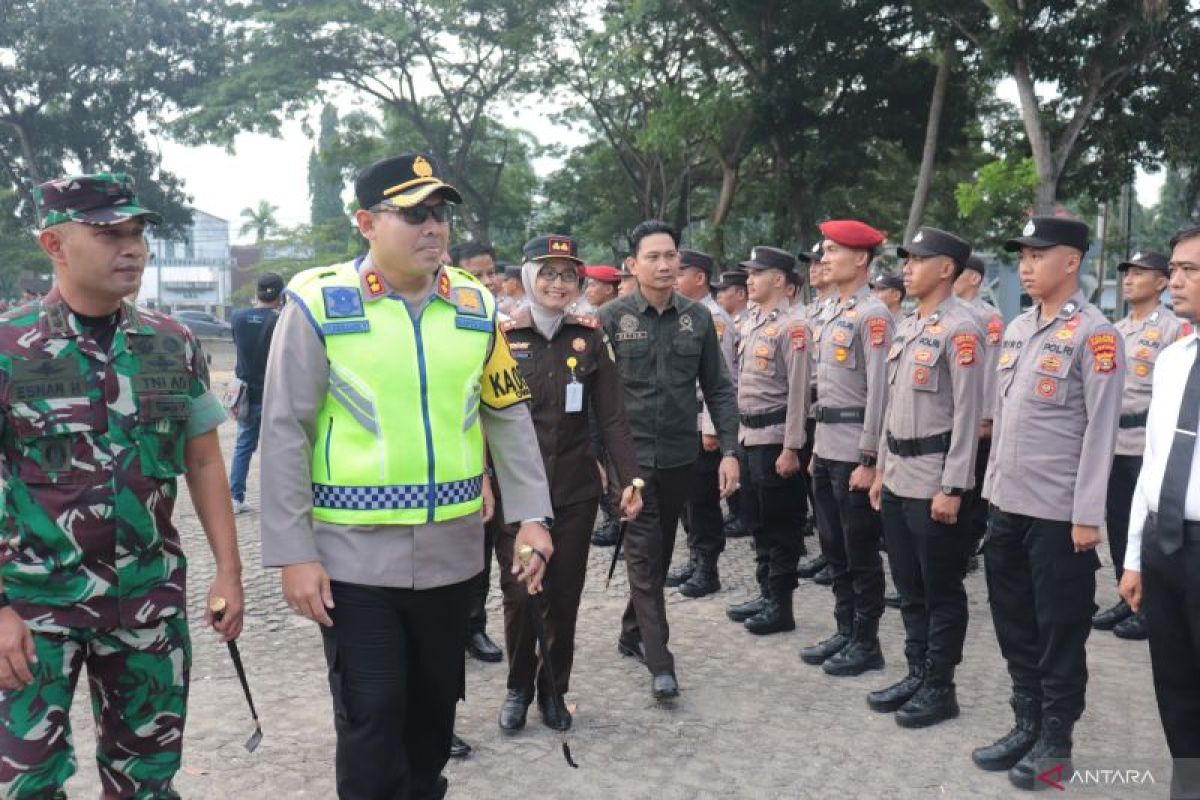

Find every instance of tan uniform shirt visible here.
[812,284,893,463]
[1115,304,1188,456]
[736,301,811,449]
[806,294,834,421]
[983,291,1124,526]
[965,295,1004,422]
[877,297,984,499]
[700,294,738,436]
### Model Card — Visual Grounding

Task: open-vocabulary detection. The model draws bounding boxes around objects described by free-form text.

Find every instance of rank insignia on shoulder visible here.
[454,286,487,317]
[323,286,365,319]
[572,314,599,329]
[437,271,452,300]
[363,270,387,298]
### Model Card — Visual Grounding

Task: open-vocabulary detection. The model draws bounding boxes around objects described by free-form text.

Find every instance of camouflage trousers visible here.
[0,615,191,799]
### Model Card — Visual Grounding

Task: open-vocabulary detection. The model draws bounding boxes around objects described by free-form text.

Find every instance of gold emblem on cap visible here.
[413,156,433,178]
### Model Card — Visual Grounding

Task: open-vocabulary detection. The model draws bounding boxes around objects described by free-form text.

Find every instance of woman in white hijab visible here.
[491,234,643,735]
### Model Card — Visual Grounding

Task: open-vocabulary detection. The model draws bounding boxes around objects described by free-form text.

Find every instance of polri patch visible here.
[454,287,487,317]
[323,286,365,319]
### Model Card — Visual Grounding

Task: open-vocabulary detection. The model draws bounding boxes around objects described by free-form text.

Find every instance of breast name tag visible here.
[565,381,584,413]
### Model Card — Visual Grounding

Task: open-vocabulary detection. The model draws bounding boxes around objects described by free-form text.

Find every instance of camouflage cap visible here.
[34,173,162,229]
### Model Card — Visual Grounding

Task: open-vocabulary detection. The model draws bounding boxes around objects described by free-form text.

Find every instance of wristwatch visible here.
[941,486,965,497]
[722,449,738,458]
[859,453,878,467]
[521,517,554,530]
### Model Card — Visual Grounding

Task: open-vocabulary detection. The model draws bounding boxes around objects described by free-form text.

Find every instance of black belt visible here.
[1146,512,1200,543]
[814,406,866,424]
[887,431,952,457]
[741,408,788,429]
[1119,410,1148,429]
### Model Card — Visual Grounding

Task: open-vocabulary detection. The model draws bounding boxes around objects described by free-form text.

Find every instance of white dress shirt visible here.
[1126,331,1200,571]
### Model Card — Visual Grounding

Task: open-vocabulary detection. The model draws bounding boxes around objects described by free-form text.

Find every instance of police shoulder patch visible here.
[454,286,487,317]
[866,316,889,348]
[322,286,365,319]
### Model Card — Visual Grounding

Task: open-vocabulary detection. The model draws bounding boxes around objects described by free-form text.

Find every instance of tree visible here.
[308,104,346,226]
[239,201,280,243]
[0,0,230,232]
[185,0,558,243]
[942,0,1200,213]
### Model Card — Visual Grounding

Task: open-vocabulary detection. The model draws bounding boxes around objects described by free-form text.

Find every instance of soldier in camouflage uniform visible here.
[0,174,243,799]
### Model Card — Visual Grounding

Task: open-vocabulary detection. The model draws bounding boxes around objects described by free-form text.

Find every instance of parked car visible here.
[172,310,233,339]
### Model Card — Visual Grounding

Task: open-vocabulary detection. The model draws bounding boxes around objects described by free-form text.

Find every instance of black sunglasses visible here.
[375,203,452,225]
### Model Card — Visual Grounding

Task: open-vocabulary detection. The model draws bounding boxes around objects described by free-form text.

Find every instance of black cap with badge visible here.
[1004,215,1091,254]
[897,226,971,269]
[964,255,986,275]
[522,234,583,265]
[355,153,463,210]
[1117,250,1170,274]
[740,246,797,273]
[871,272,906,299]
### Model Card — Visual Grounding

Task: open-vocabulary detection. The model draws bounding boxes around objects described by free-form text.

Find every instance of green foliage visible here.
[955,158,1039,250]
[309,105,347,227]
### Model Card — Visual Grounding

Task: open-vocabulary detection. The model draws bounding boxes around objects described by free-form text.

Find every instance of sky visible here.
[160,89,1167,246]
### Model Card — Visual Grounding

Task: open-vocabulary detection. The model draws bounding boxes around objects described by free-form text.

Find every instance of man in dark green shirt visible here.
[600,219,739,700]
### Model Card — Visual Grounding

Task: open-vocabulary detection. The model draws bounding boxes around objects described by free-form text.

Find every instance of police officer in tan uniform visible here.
[954,255,1004,572]
[1093,250,1186,640]
[798,245,834,579]
[723,247,811,633]
[972,216,1124,790]
[800,220,893,676]
[866,227,983,728]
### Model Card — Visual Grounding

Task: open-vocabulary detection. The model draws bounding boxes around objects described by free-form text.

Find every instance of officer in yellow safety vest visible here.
[259,153,554,800]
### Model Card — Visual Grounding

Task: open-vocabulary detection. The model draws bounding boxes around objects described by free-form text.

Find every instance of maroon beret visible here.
[819,219,886,249]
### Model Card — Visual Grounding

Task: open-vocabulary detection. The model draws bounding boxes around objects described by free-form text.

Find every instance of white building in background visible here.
[138,210,233,317]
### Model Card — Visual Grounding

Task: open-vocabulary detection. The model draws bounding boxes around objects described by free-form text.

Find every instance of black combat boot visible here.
[723,516,749,538]
[1008,715,1073,791]
[591,514,618,546]
[666,550,697,588]
[1092,599,1132,631]
[800,613,853,665]
[679,552,721,598]
[895,663,959,728]
[797,553,828,579]
[867,662,924,713]
[972,694,1041,771]
[727,587,769,622]
[812,563,834,586]
[744,588,796,635]
[823,615,885,676]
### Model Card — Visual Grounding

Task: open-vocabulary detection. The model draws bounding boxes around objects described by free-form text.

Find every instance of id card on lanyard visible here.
[565,356,584,413]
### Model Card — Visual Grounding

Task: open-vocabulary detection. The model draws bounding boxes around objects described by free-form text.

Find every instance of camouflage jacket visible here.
[0,289,225,631]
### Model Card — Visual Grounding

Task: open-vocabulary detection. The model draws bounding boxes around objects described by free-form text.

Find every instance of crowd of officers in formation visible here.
[1,155,1199,800]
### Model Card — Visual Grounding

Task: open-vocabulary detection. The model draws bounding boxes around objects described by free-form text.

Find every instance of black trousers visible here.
[495,497,598,696]
[799,418,817,537]
[812,456,884,623]
[745,443,805,593]
[621,463,693,676]
[1104,454,1142,584]
[1142,516,1200,800]
[881,489,971,670]
[321,579,471,800]
[984,508,1099,721]
[683,443,725,557]
[964,436,991,554]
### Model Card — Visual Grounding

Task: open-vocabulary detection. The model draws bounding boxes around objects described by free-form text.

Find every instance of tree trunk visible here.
[1012,57,1058,214]
[712,160,739,226]
[905,43,953,241]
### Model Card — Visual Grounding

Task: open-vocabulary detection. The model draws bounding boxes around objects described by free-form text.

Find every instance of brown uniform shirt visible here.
[983,291,1124,526]
[812,284,893,463]
[736,301,811,449]
[502,309,639,507]
[1115,304,1188,456]
[877,297,984,499]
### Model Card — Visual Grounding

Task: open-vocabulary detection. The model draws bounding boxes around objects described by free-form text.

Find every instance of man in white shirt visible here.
[1120,223,1200,800]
